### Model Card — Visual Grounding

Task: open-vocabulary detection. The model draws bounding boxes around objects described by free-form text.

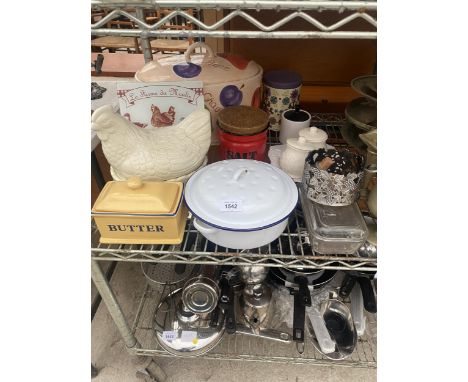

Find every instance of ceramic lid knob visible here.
[287,136,316,150]
[299,125,328,143]
[127,176,143,190]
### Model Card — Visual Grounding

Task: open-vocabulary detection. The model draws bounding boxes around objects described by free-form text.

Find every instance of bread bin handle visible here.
[193,218,218,234]
[185,42,215,63]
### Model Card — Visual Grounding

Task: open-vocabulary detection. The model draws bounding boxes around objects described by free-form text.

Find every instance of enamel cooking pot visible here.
[184,160,298,250]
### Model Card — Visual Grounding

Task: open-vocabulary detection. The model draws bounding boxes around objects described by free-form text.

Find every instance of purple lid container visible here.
[263,70,302,89]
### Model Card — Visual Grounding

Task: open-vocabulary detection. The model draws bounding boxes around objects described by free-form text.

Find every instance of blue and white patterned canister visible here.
[262,70,302,131]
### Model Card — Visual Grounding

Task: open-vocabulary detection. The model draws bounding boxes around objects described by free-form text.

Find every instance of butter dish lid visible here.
[92,177,183,215]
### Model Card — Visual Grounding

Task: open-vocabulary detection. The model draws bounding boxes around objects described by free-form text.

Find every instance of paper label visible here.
[220,201,243,212]
[116,81,204,129]
[180,330,198,343]
[162,331,177,342]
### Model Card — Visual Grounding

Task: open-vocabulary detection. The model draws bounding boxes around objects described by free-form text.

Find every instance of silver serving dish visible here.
[350,75,377,103]
[345,97,377,132]
[307,298,357,360]
[154,289,225,356]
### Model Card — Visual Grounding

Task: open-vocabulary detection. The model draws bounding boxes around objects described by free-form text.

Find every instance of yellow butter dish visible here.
[92,176,188,244]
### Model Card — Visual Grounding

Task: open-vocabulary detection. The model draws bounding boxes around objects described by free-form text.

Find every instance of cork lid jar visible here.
[217,106,269,136]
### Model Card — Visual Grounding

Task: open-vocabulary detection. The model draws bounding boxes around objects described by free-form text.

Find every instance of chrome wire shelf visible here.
[130,281,377,367]
[92,209,377,272]
[91,1,377,40]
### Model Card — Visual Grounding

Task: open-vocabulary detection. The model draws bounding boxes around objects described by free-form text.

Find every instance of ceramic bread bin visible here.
[135,42,263,142]
[91,177,188,244]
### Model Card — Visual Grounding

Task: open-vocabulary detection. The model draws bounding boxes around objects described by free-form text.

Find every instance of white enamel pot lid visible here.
[184,159,298,231]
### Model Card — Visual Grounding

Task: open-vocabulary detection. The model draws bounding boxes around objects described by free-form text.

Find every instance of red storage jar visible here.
[217,106,269,161]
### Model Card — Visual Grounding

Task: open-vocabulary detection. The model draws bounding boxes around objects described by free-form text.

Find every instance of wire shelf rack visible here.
[129,280,377,367]
[92,206,377,272]
[91,1,377,40]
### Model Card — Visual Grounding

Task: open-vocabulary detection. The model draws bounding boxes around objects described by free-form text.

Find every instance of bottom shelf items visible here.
[130,279,377,368]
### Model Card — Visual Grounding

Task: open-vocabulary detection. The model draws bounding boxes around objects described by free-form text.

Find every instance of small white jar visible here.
[280,137,317,180]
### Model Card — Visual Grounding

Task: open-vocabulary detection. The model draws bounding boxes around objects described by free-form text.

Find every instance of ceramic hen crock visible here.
[91,177,188,244]
[135,42,263,142]
[184,159,298,249]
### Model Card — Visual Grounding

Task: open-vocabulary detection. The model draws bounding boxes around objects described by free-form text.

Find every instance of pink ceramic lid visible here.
[135,42,262,85]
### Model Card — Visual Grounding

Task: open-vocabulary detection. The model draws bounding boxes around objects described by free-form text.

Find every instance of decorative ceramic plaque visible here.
[117,81,204,128]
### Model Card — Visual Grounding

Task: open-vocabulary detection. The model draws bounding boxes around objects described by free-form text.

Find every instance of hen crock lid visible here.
[184,160,298,231]
[92,177,183,215]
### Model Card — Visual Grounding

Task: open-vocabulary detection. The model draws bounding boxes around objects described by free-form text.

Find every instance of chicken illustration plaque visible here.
[117,81,204,128]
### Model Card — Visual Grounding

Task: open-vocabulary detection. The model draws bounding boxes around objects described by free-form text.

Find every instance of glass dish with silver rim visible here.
[299,186,368,255]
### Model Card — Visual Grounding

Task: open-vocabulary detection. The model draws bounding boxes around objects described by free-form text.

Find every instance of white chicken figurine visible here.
[91,105,211,181]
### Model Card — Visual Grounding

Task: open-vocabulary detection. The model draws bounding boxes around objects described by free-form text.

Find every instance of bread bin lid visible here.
[92,177,183,215]
[263,70,302,89]
[184,160,298,231]
[299,126,328,143]
[286,136,317,151]
[218,106,269,135]
[135,42,262,85]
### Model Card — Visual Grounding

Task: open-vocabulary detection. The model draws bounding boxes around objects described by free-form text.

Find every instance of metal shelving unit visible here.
[91,3,377,379]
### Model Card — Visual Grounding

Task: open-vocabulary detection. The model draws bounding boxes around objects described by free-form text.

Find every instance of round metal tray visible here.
[350,75,377,103]
[345,97,377,132]
[141,262,201,289]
